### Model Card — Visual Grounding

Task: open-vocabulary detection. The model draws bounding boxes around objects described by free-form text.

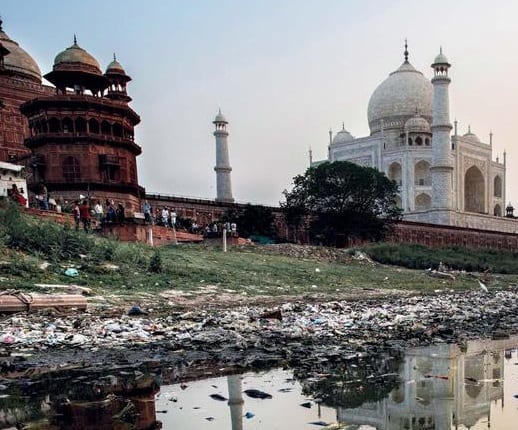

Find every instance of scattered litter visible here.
[64,268,79,277]
[244,389,272,399]
[244,412,255,419]
[209,394,227,401]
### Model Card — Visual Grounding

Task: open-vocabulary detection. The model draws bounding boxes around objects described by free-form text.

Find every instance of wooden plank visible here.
[0,294,87,313]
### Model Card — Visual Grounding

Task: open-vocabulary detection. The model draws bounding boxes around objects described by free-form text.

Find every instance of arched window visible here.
[49,117,60,133]
[101,120,112,135]
[494,204,502,217]
[415,193,431,211]
[129,162,137,183]
[62,117,73,133]
[465,166,485,213]
[113,122,123,138]
[425,138,430,146]
[494,176,502,197]
[408,137,413,146]
[62,156,81,182]
[415,136,423,146]
[414,160,431,186]
[89,118,99,134]
[75,117,87,133]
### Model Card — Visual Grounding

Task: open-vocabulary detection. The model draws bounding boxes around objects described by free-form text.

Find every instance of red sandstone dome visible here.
[44,37,107,94]
[52,37,102,75]
[105,57,126,75]
[0,20,41,83]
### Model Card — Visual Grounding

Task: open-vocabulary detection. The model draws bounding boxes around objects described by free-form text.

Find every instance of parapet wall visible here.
[389,220,518,250]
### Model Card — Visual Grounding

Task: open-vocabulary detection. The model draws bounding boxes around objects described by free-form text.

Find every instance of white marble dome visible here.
[404,113,431,133]
[367,61,433,134]
[332,126,354,145]
[463,129,481,143]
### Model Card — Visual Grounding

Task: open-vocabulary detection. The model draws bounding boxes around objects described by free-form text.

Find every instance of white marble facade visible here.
[315,44,511,232]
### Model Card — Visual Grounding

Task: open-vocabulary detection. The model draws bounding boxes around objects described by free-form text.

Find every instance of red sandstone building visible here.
[0,20,144,213]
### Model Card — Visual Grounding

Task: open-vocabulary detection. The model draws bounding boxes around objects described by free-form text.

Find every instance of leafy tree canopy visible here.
[281,161,401,246]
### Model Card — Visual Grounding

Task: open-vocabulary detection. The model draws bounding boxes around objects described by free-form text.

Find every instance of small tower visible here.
[213,109,234,202]
[430,48,453,210]
[104,54,132,103]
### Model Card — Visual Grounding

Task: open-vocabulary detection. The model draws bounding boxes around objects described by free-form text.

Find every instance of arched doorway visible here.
[415,160,431,186]
[415,193,431,211]
[494,204,502,217]
[465,166,485,213]
[388,162,402,186]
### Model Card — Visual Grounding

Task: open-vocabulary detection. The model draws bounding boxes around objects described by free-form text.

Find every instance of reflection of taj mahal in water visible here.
[337,339,510,429]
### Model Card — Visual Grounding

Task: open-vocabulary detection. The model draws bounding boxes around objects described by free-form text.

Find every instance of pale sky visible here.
[3,0,518,207]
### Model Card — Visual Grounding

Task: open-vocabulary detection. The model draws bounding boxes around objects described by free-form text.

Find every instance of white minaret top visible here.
[430,48,454,210]
[213,109,234,203]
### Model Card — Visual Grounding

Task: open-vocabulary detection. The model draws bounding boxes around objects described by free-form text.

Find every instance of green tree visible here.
[282,161,401,246]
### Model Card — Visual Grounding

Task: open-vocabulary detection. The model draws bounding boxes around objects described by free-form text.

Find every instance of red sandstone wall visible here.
[388,221,518,250]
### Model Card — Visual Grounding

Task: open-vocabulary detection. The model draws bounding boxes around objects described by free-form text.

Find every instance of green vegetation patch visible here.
[361,242,518,274]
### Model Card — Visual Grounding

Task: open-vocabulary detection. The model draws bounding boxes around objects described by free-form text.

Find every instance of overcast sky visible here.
[3,0,518,207]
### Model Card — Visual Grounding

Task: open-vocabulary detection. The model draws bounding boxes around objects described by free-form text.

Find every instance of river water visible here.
[2,337,518,429]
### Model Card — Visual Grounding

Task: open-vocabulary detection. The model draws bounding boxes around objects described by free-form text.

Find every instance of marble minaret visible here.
[213,109,234,202]
[430,48,453,210]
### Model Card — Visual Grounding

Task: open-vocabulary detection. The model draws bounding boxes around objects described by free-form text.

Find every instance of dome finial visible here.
[113,52,116,61]
[73,34,77,45]
[0,16,3,32]
[404,38,409,63]
[468,124,471,133]
[342,122,345,130]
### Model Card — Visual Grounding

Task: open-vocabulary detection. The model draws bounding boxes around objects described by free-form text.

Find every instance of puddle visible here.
[157,369,339,429]
[2,337,518,429]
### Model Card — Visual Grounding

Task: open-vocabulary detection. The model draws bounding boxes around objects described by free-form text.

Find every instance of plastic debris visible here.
[209,394,227,401]
[244,389,272,399]
[244,411,255,419]
[64,268,79,277]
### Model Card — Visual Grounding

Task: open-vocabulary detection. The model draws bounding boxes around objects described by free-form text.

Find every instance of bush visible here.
[360,242,518,274]
[148,250,162,273]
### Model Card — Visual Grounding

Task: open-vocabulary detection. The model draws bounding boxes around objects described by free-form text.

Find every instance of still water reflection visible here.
[2,337,518,429]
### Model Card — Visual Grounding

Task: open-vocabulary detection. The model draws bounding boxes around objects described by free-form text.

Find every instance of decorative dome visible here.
[463,126,481,143]
[332,124,354,145]
[404,113,431,133]
[0,21,41,82]
[367,60,433,134]
[105,54,126,74]
[53,37,101,75]
[433,48,449,65]
[214,109,227,123]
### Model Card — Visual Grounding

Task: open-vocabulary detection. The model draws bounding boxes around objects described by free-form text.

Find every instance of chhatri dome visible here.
[367,41,432,134]
[404,112,431,133]
[0,18,41,82]
[463,125,481,143]
[52,36,102,75]
[105,53,126,75]
[332,123,354,144]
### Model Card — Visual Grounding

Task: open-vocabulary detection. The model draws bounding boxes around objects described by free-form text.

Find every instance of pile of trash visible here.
[0,288,517,375]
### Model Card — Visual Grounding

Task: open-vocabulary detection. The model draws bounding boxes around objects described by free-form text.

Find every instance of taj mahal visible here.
[313,43,517,233]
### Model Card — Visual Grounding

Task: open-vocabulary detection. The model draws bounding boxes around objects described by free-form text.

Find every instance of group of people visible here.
[72,199,126,232]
